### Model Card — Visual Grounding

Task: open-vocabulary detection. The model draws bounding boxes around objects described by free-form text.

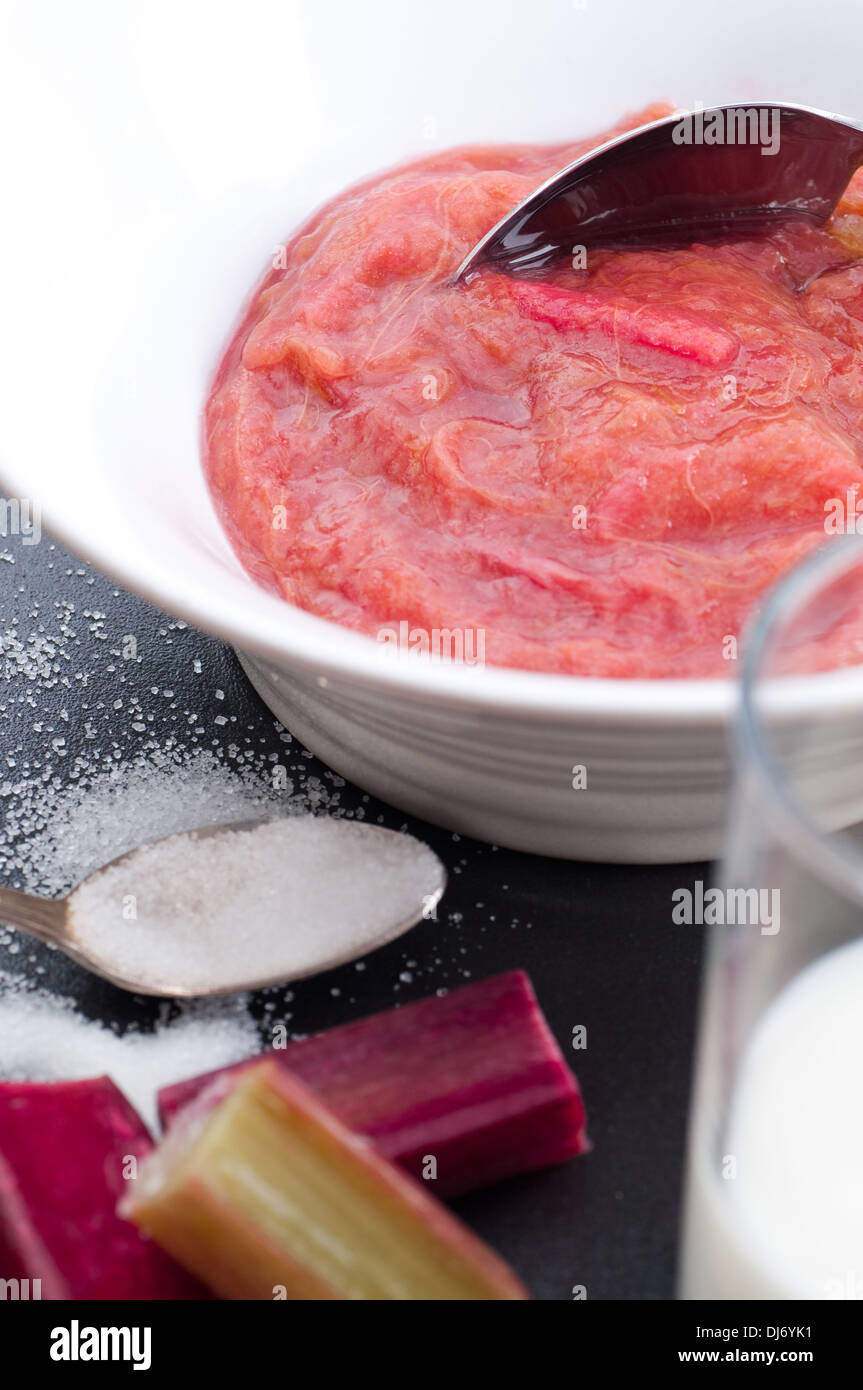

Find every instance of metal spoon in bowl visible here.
[0,817,446,998]
[454,102,863,281]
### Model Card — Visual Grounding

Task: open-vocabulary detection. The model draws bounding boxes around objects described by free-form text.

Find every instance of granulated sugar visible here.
[67,818,443,994]
[0,977,260,1132]
[0,747,318,1123]
[0,747,315,901]
[0,747,336,1110]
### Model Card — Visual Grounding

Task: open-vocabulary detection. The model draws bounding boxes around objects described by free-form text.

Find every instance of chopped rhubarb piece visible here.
[124,1061,528,1300]
[504,277,738,367]
[0,1077,207,1299]
[158,970,588,1197]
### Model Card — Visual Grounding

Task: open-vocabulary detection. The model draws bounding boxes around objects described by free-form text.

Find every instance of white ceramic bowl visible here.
[2,0,863,861]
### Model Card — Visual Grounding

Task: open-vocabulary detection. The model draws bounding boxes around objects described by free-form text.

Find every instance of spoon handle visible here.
[0,887,67,947]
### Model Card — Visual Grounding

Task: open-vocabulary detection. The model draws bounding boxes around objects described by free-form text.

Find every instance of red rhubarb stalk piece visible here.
[0,1077,207,1300]
[505,277,738,367]
[159,970,588,1198]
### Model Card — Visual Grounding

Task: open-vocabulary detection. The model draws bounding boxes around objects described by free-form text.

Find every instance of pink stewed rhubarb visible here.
[203,104,863,678]
[158,970,588,1198]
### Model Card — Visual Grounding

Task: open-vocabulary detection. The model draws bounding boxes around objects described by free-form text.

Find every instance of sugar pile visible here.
[0,747,310,901]
[0,756,300,1123]
[67,818,443,994]
[0,749,333,1117]
[0,977,261,1132]
[0,751,296,1123]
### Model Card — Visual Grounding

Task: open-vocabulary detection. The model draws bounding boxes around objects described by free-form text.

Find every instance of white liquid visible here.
[681,936,863,1299]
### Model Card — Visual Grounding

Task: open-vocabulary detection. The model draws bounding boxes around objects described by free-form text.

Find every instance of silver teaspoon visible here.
[0,817,446,998]
[454,102,863,280]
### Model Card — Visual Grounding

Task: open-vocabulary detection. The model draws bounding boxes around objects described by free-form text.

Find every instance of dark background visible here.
[0,518,707,1301]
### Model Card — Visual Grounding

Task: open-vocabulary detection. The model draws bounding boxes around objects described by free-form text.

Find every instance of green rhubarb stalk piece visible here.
[123,1060,528,1301]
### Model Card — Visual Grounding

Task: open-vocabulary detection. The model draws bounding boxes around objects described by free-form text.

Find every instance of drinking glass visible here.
[680,536,863,1300]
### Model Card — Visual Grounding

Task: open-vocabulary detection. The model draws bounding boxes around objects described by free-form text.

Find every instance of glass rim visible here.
[738,534,863,906]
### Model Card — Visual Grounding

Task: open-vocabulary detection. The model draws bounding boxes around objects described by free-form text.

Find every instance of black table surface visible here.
[0,520,708,1301]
